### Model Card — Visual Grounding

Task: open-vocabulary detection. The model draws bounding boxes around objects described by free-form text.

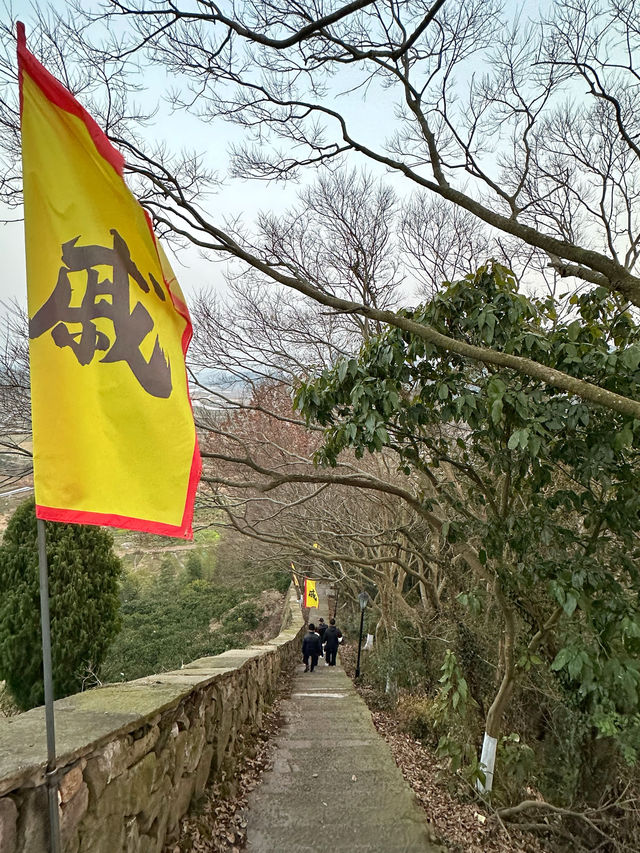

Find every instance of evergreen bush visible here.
[0,498,121,710]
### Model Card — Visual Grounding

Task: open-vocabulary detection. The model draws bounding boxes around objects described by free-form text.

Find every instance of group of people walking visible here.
[301,617,343,672]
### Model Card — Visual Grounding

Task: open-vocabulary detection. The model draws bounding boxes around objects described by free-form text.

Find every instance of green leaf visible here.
[491,398,503,424]
[568,321,581,341]
[507,428,529,450]
[375,425,389,444]
[563,592,578,617]
[621,345,640,370]
[551,647,572,671]
[614,426,633,451]
[568,651,586,680]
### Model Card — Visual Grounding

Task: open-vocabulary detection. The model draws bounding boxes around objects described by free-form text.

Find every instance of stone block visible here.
[139,774,172,835]
[216,703,234,756]
[238,693,249,726]
[193,746,214,798]
[126,725,160,770]
[124,815,139,851]
[151,740,175,793]
[203,688,220,730]
[82,756,106,802]
[59,764,85,804]
[64,833,80,853]
[128,752,157,815]
[145,804,169,853]
[137,834,159,853]
[183,725,206,775]
[247,682,259,712]
[214,729,227,775]
[83,737,129,800]
[174,708,191,732]
[60,782,89,848]
[167,773,195,834]
[171,730,188,783]
[0,796,18,853]
[153,714,175,757]
[14,787,47,853]
[78,809,126,853]
[93,772,131,821]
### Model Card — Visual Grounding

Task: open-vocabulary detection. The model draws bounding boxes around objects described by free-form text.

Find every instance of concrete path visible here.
[246,591,443,853]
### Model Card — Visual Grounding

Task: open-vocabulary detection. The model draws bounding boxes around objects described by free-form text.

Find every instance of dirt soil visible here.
[369,710,547,852]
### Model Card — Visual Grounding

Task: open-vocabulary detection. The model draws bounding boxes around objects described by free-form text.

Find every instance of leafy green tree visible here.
[185,551,204,581]
[296,263,640,790]
[0,499,121,710]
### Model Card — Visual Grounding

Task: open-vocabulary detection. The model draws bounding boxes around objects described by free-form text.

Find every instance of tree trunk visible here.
[477,581,516,794]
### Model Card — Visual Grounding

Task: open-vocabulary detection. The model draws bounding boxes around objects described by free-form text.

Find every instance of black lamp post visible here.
[331,560,342,620]
[355,590,369,678]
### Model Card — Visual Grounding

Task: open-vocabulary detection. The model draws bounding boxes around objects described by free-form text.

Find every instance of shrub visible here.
[222,601,260,634]
[364,631,429,695]
[398,696,437,743]
[0,499,121,710]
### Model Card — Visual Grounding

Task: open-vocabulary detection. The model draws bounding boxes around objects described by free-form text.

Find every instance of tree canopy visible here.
[0,498,121,710]
[296,262,640,781]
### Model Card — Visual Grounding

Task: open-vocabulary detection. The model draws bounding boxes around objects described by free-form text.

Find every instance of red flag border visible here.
[35,444,200,539]
[17,22,125,176]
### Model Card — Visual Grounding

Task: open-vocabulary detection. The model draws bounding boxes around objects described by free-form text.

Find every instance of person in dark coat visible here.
[317,617,328,657]
[323,618,343,666]
[302,623,322,672]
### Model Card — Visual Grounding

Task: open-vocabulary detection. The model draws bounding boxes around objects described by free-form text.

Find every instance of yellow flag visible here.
[17,24,201,538]
[304,578,319,609]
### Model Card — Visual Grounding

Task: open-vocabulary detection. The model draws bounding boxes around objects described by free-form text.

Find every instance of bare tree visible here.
[187,173,448,613]
[0,0,635,412]
[78,0,640,297]
[0,304,32,488]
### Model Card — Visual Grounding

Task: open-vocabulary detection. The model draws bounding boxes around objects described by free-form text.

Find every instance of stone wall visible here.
[0,586,304,853]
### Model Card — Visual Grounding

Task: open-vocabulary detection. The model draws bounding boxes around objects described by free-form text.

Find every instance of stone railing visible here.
[0,585,304,853]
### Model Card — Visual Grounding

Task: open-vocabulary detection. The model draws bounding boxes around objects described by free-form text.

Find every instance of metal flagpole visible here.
[37,518,62,853]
